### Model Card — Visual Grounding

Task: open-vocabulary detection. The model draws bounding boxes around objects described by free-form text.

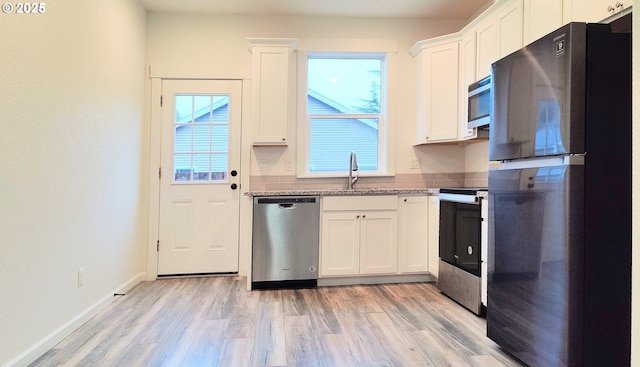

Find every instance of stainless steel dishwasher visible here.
[252,196,320,289]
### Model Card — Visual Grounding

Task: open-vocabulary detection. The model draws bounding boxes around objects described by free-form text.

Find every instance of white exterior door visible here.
[158,79,242,275]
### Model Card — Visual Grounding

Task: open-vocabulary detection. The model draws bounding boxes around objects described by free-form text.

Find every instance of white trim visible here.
[246,37,298,50]
[148,77,250,281]
[297,38,397,53]
[146,78,162,281]
[2,273,146,367]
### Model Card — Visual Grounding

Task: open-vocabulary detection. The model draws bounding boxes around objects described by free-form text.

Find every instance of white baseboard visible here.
[3,272,146,367]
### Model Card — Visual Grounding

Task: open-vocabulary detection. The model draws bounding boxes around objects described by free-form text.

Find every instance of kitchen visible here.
[1,0,637,366]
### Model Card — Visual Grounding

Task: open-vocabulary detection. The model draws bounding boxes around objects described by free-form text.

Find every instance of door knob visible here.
[230,183,238,190]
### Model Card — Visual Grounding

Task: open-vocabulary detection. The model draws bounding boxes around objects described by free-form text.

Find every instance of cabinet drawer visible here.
[323,195,398,211]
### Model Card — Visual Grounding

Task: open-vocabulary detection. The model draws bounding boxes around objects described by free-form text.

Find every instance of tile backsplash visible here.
[249,172,488,192]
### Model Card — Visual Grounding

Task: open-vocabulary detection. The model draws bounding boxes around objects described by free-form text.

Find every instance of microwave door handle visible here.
[468,82,491,97]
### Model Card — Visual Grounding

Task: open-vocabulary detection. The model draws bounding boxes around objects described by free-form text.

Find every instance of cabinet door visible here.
[496,0,523,60]
[475,19,497,80]
[565,0,633,23]
[459,32,478,140]
[427,196,440,276]
[360,210,398,274]
[476,0,523,79]
[523,0,563,45]
[250,44,294,145]
[418,42,459,143]
[320,211,360,276]
[398,196,428,273]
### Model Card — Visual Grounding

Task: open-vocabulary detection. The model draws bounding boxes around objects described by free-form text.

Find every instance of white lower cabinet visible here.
[320,211,361,276]
[320,196,398,277]
[398,196,428,273]
[359,211,399,274]
[321,195,439,279]
[427,196,440,276]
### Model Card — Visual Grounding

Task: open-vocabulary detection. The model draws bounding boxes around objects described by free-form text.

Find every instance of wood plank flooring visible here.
[30,277,524,367]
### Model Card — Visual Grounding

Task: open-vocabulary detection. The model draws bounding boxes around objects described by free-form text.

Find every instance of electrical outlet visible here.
[257,159,270,171]
[78,267,84,287]
[410,158,421,169]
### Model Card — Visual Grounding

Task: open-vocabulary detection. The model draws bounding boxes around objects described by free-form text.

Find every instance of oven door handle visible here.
[438,193,480,204]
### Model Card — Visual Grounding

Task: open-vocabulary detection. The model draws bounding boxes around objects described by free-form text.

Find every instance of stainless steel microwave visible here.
[468,76,491,129]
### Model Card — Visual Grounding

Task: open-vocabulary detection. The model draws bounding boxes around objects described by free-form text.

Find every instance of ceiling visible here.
[139,0,492,19]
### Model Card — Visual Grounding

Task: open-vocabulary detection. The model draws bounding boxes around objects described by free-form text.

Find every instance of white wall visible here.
[631,11,639,367]
[0,1,148,366]
[464,140,489,173]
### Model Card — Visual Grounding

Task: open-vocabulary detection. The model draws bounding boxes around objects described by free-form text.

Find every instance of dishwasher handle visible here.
[279,203,295,209]
[256,197,318,204]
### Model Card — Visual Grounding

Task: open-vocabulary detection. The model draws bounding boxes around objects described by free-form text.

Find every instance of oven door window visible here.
[455,204,481,275]
[439,200,481,276]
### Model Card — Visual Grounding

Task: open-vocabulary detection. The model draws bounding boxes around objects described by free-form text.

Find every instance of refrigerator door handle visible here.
[489,155,585,171]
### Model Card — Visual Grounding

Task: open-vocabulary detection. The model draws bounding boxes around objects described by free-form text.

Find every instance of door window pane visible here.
[173,95,230,183]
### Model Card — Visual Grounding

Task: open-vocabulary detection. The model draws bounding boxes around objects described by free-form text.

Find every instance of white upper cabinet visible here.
[459,31,478,140]
[564,0,633,23]
[497,0,524,58]
[475,0,524,79]
[247,38,297,146]
[475,17,498,80]
[523,0,564,45]
[411,38,460,144]
[410,0,525,145]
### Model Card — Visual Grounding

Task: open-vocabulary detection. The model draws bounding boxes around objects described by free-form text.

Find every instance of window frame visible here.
[296,44,397,179]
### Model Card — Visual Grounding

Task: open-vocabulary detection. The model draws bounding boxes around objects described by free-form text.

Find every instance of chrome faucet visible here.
[348,152,359,190]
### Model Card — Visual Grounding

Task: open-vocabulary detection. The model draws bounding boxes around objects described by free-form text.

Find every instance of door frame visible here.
[146,77,253,282]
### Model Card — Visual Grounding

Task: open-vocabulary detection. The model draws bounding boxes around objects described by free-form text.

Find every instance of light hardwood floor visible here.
[30,277,524,367]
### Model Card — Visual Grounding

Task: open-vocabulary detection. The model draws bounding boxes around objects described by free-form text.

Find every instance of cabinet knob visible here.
[356,215,360,219]
[362,215,366,218]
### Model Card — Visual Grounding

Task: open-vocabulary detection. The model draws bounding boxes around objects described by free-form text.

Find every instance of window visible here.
[173,95,229,182]
[299,53,389,177]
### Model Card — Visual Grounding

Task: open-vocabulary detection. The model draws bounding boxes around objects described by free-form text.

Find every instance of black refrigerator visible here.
[487,22,631,367]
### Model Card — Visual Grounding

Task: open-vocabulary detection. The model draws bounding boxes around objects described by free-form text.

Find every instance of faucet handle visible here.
[351,152,358,171]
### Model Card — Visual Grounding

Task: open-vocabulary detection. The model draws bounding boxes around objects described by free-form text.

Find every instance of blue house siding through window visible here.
[307,94,378,172]
[174,104,229,180]
[174,93,378,175]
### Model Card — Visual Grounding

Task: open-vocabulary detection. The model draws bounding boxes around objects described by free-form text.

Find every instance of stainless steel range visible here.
[437,188,488,315]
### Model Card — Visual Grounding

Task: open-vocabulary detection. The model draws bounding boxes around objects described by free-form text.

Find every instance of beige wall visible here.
[0,1,148,365]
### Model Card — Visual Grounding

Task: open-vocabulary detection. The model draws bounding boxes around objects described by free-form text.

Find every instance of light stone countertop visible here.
[245,188,440,197]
